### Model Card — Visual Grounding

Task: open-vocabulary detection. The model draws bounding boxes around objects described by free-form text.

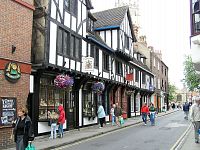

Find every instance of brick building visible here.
[149,47,169,112]
[0,0,34,148]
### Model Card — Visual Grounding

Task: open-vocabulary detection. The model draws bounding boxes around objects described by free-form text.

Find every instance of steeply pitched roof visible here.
[93,6,128,29]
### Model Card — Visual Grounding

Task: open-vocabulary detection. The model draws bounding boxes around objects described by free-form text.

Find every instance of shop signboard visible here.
[0,97,17,127]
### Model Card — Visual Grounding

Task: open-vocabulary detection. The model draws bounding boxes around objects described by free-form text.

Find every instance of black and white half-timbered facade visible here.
[31,0,155,136]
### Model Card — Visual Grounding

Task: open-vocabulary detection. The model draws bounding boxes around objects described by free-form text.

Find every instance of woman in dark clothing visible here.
[13,106,34,150]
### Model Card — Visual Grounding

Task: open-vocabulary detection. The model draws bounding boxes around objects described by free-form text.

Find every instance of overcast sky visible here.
[91,0,191,89]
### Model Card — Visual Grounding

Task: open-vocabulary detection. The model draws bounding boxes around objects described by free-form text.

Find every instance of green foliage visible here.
[168,83,177,101]
[183,55,200,91]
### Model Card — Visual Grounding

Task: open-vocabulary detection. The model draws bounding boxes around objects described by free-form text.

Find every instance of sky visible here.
[91,0,191,89]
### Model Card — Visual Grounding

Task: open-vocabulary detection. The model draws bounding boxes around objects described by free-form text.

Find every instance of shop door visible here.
[127,96,131,118]
[67,91,76,130]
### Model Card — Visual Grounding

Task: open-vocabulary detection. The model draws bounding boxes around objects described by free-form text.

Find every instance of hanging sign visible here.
[82,57,94,72]
[126,73,134,81]
[4,62,21,83]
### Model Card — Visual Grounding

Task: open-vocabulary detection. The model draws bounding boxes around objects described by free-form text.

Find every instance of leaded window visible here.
[57,28,63,54]
[103,53,109,71]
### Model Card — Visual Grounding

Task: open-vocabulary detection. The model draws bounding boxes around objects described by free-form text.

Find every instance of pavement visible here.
[5,110,199,150]
[178,124,200,150]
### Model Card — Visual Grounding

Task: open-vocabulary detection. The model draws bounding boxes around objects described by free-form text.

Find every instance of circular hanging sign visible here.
[4,62,21,83]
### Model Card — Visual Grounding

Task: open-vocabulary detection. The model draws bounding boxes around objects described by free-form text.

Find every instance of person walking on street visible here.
[48,111,58,139]
[114,102,122,126]
[58,105,65,138]
[189,96,200,143]
[97,102,106,128]
[12,106,34,150]
[110,104,116,126]
[183,101,190,120]
[141,103,149,125]
[163,103,167,113]
[149,103,156,126]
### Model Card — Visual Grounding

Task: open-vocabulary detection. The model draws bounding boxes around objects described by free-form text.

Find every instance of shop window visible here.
[39,77,65,121]
[82,83,96,118]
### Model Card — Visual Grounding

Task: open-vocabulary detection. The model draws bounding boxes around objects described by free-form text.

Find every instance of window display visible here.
[82,82,97,118]
[39,77,65,121]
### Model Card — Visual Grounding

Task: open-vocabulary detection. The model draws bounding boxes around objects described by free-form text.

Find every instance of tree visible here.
[182,55,200,91]
[168,83,177,102]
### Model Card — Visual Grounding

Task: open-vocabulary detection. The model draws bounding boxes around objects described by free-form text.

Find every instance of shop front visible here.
[31,71,78,135]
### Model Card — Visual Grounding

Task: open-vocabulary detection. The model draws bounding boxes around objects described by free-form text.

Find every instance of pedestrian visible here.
[141,103,149,125]
[114,102,122,126]
[149,103,156,126]
[97,102,106,128]
[163,103,167,113]
[110,104,116,126]
[48,111,58,139]
[12,106,34,150]
[189,96,200,143]
[183,101,190,120]
[57,105,65,138]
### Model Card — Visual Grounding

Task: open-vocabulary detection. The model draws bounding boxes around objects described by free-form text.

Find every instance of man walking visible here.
[114,103,122,126]
[189,96,200,143]
[141,103,149,125]
[183,101,190,120]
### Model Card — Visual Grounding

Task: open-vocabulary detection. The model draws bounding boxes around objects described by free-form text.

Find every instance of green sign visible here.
[4,62,21,83]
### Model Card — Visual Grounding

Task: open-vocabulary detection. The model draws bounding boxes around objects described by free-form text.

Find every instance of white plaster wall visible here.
[71,16,77,32]
[99,50,103,74]
[64,57,70,68]
[82,40,87,57]
[82,6,87,38]
[103,72,109,79]
[57,55,63,66]
[76,62,81,71]
[100,31,105,41]
[191,35,200,64]
[64,12,71,28]
[70,60,76,70]
[51,0,56,19]
[49,22,57,65]
[106,30,111,47]
[112,30,117,50]
[59,0,63,20]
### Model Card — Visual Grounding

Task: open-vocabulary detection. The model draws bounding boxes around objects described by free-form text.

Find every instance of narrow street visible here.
[55,111,190,150]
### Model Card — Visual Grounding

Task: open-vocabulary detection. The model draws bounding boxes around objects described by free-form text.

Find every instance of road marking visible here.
[170,124,192,150]
[165,122,188,128]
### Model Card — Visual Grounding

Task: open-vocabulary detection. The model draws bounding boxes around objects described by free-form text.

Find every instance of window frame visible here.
[103,52,109,71]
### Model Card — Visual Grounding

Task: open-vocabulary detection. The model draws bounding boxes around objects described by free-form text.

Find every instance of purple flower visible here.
[54,74,74,89]
[92,82,105,94]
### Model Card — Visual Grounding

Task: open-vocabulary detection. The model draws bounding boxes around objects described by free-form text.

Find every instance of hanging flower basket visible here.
[54,74,74,89]
[92,81,105,94]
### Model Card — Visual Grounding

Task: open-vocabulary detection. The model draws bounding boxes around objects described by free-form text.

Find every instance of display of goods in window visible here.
[54,74,74,89]
[92,81,105,94]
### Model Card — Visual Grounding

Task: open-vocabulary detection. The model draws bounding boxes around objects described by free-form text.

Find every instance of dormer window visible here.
[87,17,94,32]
